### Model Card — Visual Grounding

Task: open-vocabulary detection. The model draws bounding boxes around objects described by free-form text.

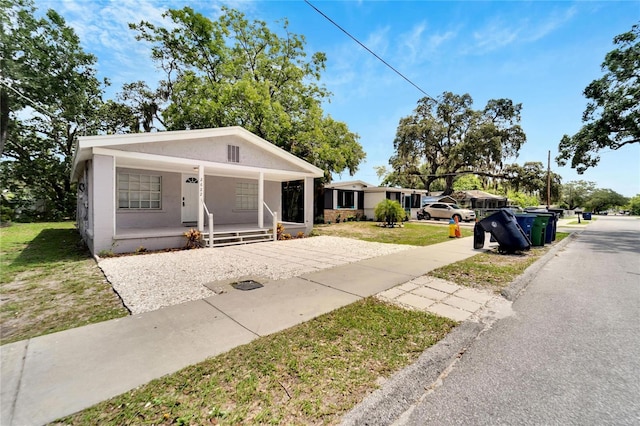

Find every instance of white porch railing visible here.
[263,202,278,242]
[203,203,214,247]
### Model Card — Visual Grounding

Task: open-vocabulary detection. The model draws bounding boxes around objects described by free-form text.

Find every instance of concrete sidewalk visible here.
[1,236,490,426]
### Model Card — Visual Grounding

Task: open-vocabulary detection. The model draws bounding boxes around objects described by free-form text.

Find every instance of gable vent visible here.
[228,145,240,163]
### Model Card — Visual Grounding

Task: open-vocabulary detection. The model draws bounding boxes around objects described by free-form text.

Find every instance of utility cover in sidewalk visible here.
[232,280,264,291]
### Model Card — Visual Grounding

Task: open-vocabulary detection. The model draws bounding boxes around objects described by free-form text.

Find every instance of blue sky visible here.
[37,0,640,197]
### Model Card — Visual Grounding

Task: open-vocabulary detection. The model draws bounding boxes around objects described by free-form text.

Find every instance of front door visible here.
[181,174,199,223]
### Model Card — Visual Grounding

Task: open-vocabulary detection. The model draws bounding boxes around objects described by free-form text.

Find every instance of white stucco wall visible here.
[115,168,182,229]
[91,154,116,254]
[204,176,280,226]
[114,136,308,173]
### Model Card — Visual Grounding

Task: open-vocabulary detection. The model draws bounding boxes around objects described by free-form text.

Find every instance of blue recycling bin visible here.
[514,213,536,243]
[478,209,531,252]
[582,212,592,220]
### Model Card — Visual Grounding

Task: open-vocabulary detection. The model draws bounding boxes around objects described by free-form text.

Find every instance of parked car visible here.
[417,203,476,222]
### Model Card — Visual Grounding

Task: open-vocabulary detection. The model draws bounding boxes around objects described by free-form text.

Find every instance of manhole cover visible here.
[232,280,264,291]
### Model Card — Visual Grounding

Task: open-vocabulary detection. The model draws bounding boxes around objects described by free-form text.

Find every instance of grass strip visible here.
[314,222,473,245]
[0,222,128,344]
[57,298,456,425]
[429,232,569,293]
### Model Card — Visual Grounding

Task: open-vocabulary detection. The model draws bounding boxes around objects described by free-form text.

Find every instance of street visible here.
[397,215,640,425]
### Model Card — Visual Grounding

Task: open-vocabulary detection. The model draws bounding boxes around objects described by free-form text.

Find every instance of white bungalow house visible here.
[71,127,324,254]
[323,181,429,222]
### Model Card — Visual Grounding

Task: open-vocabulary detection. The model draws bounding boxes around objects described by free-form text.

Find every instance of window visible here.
[228,145,240,163]
[337,190,355,208]
[236,182,258,210]
[118,173,161,209]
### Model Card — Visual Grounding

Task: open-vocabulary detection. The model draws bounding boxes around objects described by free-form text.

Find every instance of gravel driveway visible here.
[99,236,413,314]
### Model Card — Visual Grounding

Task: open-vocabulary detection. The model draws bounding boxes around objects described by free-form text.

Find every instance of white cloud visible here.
[467,5,578,54]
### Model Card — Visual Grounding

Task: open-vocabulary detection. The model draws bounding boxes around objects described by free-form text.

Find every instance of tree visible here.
[453,174,482,191]
[627,194,640,215]
[1,0,104,219]
[374,199,406,227]
[502,162,562,203]
[584,189,628,213]
[387,92,526,195]
[130,6,364,180]
[557,24,639,173]
[560,180,596,210]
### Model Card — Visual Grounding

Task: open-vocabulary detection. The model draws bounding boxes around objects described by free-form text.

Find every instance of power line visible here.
[0,77,55,120]
[304,0,436,102]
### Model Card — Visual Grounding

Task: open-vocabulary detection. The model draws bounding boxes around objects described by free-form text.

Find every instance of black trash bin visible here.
[478,209,531,252]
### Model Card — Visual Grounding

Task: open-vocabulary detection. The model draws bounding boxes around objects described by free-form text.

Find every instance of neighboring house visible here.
[323,181,428,221]
[421,195,458,205]
[71,127,324,254]
[449,190,508,210]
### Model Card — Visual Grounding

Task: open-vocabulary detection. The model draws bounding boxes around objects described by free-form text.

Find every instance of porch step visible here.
[202,229,274,247]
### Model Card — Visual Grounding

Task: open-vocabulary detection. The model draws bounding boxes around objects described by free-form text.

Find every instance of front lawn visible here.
[314,221,473,245]
[0,222,129,344]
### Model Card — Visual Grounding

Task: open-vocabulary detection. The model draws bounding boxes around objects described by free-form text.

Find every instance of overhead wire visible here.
[304,0,437,102]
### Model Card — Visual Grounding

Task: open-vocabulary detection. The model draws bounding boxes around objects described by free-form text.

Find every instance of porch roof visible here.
[71,127,324,182]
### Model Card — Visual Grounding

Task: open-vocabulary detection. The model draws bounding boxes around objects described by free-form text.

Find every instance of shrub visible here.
[184,228,202,249]
[374,199,406,227]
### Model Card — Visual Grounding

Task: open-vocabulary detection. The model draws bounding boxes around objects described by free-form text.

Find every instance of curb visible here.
[340,321,485,426]
[500,231,581,301]
[341,231,581,425]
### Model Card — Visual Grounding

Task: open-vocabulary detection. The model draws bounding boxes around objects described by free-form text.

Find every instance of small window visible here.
[118,173,161,209]
[228,145,240,163]
[236,182,258,210]
[337,190,355,209]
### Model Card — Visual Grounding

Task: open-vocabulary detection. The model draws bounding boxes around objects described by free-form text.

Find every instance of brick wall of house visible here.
[323,209,364,223]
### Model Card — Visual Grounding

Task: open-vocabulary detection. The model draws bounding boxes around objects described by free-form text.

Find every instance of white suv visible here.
[417,203,476,222]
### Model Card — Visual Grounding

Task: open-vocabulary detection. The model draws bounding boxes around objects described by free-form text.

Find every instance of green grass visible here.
[314,221,473,245]
[58,298,456,425]
[0,222,128,344]
[429,232,570,292]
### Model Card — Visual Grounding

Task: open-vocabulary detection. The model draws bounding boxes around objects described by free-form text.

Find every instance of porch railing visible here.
[203,203,214,247]
[263,202,278,242]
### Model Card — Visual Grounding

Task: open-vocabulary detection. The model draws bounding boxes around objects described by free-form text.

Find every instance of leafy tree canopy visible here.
[584,188,628,213]
[560,180,597,210]
[385,92,527,195]
[557,24,639,173]
[627,194,640,215]
[130,6,364,180]
[1,0,104,219]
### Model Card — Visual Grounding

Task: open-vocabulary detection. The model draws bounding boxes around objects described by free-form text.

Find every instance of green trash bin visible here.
[531,215,549,246]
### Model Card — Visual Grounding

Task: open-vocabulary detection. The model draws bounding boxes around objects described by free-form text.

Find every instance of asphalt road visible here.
[398,215,640,425]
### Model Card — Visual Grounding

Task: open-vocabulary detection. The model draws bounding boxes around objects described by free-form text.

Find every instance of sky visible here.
[35,0,640,197]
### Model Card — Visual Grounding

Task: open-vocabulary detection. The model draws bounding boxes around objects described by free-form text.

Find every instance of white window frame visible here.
[117,173,162,210]
[235,182,258,210]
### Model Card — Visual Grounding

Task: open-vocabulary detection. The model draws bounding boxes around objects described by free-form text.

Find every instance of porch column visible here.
[258,171,264,228]
[197,165,204,232]
[304,177,314,234]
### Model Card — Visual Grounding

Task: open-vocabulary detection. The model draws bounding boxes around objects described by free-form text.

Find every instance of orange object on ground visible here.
[454,216,462,238]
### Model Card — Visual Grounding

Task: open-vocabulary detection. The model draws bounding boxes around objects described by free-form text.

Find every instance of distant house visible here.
[450,190,508,210]
[421,195,458,205]
[322,181,428,221]
[70,127,324,254]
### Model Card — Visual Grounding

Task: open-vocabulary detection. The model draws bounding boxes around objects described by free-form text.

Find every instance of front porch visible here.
[111,222,307,253]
